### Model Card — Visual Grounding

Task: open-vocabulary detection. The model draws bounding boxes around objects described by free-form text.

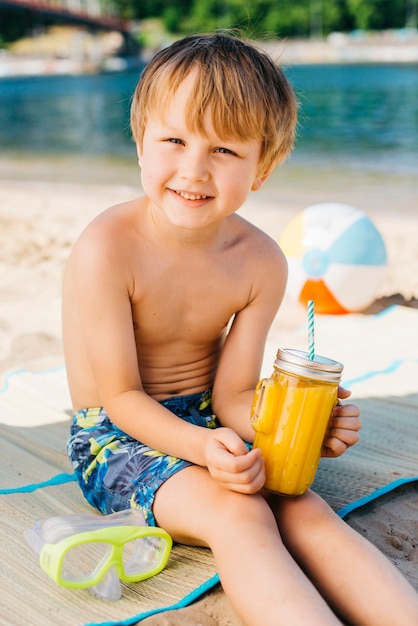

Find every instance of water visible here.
[0,71,138,159]
[0,63,417,177]
[285,64,418,174]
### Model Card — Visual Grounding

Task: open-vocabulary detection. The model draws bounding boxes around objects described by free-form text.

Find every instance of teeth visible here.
[176,191,208,200]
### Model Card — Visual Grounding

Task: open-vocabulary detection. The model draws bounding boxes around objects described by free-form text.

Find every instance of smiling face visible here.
[131,34,297,180]
[137,72,270,233]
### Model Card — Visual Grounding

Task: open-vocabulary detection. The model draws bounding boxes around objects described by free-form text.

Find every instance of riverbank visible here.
[0,25,142,78]
[267,29,418,64]
[1,28,417,78]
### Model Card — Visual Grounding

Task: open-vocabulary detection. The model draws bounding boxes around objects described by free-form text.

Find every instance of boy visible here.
[64,33,418,625]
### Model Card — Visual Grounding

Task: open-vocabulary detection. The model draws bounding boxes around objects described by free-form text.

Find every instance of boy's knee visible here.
[216,489,275,529]
[274,489,335,528]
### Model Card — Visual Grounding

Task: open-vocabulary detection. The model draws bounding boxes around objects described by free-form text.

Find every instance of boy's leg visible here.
[270,490,418,626]
[153,465,343,626]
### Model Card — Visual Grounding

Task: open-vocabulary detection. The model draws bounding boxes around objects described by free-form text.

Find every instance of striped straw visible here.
[308,300,315,361]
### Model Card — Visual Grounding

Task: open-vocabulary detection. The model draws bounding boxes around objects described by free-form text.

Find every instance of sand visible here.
[0,159,417,625]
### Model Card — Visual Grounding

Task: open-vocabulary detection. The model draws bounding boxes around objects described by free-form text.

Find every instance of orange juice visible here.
[251,349,343,496]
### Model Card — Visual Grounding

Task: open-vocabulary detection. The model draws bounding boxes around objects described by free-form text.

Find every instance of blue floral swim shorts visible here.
[67,389,218,526]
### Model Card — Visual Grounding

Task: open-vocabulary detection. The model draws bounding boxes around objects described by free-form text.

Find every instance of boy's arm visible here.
[210,239,361,456]
[66,221,218,466]
[211,241,288,443]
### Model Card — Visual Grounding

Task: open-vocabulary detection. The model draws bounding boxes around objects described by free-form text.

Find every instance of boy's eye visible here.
[166,138,184,145]
[214,147,235,155]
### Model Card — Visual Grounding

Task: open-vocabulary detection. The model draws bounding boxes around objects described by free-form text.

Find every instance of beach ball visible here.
[279,203,387,314]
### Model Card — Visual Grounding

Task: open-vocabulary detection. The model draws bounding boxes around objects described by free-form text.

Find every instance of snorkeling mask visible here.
[24,509,172,601]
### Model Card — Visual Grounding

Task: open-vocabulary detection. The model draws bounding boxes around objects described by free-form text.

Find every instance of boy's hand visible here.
[204,428,265,494]
[321,386,361,458]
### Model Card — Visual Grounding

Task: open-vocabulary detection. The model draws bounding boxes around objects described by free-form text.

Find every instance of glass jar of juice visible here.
[251,349,343,496]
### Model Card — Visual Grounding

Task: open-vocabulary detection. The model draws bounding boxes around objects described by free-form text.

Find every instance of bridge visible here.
[0,0,142,66]
[0,0,131,34]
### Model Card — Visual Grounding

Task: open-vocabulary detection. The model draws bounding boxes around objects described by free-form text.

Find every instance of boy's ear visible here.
[251,169,273,192]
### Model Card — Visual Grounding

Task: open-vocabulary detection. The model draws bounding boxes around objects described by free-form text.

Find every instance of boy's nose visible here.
[178,149,210,182]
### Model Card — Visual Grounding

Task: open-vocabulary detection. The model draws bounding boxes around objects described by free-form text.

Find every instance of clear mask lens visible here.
[122,535,168,577]
[61,542,111,583]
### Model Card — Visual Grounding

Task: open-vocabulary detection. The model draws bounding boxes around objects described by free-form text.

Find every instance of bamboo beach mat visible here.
[0,305,417,625]
[0,368,219,626]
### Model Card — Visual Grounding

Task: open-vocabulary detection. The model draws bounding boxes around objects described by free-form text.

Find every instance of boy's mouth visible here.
[175,190,209,201]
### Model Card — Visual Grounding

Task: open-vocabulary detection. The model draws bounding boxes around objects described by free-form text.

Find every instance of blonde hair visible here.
[130,33,297,174]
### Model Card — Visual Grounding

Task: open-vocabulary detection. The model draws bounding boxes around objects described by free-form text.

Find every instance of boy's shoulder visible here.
[88,197,144,229]
[232,213,286,263]
[68,197,144,267]
[76,197,144,243]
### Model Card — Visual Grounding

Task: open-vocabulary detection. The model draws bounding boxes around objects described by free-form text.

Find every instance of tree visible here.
[346,0,407,29]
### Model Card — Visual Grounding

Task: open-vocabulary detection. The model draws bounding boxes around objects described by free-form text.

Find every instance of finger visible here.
[322,435,354,458]
[329,415,362,432]
[220,463,266,494]
[337,386,352,399]
[325,427,360,450]
[332,402,361,419]
[211,440,259,474]
[211,448,263,481]
[209,449,265,488]
[322,438,348,458]
[214,428,250,457]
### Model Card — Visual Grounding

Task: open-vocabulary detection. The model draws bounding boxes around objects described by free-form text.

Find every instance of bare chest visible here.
[130,255,248,344]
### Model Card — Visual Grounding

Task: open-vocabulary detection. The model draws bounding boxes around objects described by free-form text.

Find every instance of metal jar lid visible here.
[273,348,343,383]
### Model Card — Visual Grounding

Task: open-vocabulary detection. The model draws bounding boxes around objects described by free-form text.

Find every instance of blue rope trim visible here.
[0,472,76,494]
[0,364,66,395]
[84,573,221,626]
[344,358,418,388]
[337,475,418,519]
